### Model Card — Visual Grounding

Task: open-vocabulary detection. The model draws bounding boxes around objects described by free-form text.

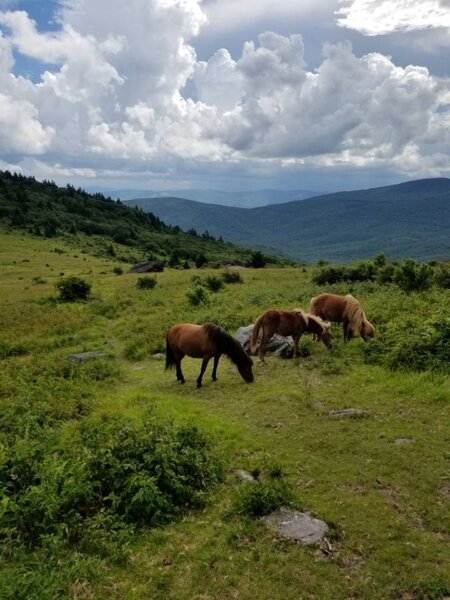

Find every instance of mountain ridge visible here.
[87,187,323,208]
[124,178,450,263]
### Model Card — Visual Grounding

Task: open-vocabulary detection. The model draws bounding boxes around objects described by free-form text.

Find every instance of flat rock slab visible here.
[67,351,103,363]
[262,508,329,545]
[328,408,371,419]
[395,437,414,445]
[151,353,165,360]
[129,260,164,273]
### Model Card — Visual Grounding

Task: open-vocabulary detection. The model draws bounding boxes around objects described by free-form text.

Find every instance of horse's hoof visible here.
[196,382,202,388]
[180,379,185,384]
[212,377,217,382]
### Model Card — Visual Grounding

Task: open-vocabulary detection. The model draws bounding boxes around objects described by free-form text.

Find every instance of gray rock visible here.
[313,401,326,410]
[129,260,164,273]
[224,264,247,270]
[235,469,255,483]
[395,437,414,445]
[262,508,329,544]
[67,351,103,363]
[328,408,371,419]
[151,353,165,360]
[235,324,294,358]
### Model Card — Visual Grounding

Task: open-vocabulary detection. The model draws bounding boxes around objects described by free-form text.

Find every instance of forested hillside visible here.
[126,178,450,262]
[0,171,284,267]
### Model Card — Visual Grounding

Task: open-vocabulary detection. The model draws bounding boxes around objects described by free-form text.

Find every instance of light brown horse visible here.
[309,293,375,342]
[250,308,332,362]
[166,322,254,387]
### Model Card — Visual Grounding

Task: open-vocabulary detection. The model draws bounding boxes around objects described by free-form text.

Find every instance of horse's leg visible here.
[258,334,268,362]
[293,334,301,358]
[211,354,220,381]
[343,321,350,342]
[176,356,185,384]
[196,357,210,388]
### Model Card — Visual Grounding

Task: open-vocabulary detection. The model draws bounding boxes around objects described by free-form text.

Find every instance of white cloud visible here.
[337,0,450,36]
[0,93,54,155]
[0,0,449,187]
[203,0,336,34]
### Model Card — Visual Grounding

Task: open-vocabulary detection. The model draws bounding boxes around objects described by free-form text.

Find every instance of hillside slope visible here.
[126,178,450,262]
[0,171,284,266]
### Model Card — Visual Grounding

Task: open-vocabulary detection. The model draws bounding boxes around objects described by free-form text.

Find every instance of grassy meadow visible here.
[0,228,449,600]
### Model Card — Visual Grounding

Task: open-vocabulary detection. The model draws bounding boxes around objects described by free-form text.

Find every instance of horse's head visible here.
[360,320,375,341]
[238,357,254,383]
[318,322,333,349]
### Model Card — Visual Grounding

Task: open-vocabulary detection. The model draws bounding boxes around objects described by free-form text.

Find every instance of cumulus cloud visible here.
[203,0,336,34]
[336,0,450,36]
[0,0,449,187]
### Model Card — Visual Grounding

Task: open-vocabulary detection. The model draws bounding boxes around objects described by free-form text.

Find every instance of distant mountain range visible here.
[124,178,450,263]
[88,187,323,208]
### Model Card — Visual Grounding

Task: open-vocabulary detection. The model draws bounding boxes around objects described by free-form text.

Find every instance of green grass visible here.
[0,229,449,600]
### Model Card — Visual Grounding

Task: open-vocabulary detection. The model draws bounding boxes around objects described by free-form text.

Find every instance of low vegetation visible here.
[136,275,157,289]
[0,228,449,600]
[312,254,448,292]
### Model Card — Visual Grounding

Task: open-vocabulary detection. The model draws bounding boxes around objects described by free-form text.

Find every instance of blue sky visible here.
[1,0,449,194]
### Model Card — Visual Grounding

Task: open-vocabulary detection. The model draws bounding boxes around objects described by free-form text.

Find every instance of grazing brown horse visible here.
[250,308,332,362]
[309,293,375,342]
[166,322,254,387]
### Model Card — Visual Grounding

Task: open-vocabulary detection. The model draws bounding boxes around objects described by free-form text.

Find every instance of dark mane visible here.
[203,323,253,368]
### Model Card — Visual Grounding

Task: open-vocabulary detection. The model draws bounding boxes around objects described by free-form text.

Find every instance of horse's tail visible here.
[344,295,364,334]
[165,334,176,370]
[250,314,264,354]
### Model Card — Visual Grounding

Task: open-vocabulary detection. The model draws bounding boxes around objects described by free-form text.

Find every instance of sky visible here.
[0,0,449,194]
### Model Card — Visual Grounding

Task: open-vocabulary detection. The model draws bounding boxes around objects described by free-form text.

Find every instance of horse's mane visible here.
[343,295,366,333]
[204,323,253,367]
[305,313,330,334]
[292,308,309,327]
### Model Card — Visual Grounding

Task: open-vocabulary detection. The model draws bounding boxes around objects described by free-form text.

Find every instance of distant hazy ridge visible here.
[125,179,450,263]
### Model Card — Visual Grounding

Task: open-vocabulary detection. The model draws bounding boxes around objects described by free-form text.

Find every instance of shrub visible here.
[249,251,266,269]
[347,261,376,282]
[364,319,450,374]
[186,284,210,306]
[0,339,29,360]
[136,276,157,289]
[233,472,294,517]
[434,264,450,289]
[376,263,396,285]
[195,253,208,268]
[0,415,223,549]
[312,265,348,285]
[393,259,434,292]
[204,275,224,292]
[56,276,91,302]
[312,261,377,285]
[112,266,123,275]
[222,270,243,284]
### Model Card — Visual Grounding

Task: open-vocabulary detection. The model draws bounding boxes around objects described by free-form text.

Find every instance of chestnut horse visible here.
[166,322,254,387]
[309,293,375,342]
[250,308,332,362]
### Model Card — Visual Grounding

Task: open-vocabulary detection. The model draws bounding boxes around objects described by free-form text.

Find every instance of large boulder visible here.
[235,324,294,358]
[129,260,164,273]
